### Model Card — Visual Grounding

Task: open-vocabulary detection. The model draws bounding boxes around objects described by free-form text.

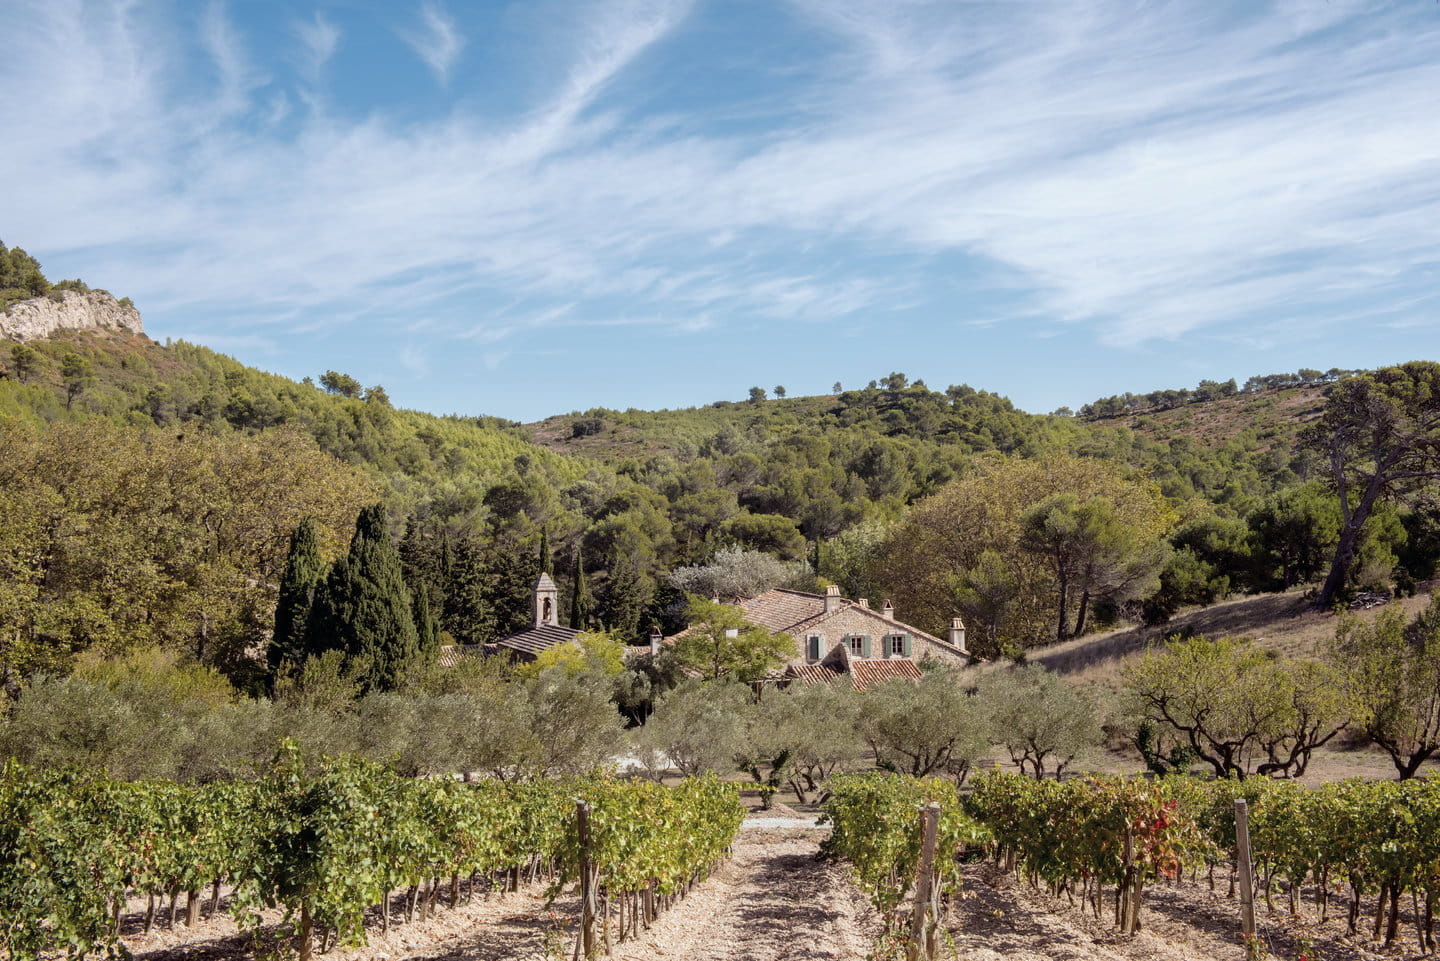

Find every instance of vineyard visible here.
[9,756,1440,961]
[0,742,743,960]
[819,772,1440,959]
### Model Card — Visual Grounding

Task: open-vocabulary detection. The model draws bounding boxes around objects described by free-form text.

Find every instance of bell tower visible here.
[533,572,559,627]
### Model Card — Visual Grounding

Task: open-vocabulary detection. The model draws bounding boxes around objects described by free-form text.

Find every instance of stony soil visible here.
[120,822,876,961]
[115,819,1435,961]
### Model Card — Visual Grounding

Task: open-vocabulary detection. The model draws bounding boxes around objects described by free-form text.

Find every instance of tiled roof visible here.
[495,623,580,658]
[736,589,826,633]
[848,658,925,690]
[784,662,848,686]
[437,643,486,667]
[783,657,925,690]
[662,587,966,661]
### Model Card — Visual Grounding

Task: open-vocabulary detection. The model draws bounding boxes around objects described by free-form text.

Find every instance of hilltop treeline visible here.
[1078,367,1360,420]
[0,241,114,311]
[2,303,1437,682]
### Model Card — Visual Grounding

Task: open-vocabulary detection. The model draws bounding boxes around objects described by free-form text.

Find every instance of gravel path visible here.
[609,827,878,961]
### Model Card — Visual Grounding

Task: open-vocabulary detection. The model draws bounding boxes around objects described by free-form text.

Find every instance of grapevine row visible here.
[0,744,743,960]
[820,773,989,924]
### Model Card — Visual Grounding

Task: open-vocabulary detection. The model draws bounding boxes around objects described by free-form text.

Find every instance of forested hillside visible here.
[2,316,1437,688]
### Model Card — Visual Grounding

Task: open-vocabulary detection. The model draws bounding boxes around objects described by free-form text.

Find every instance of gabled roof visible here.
[495,623,580,658]
[735,589,826,633]
[662,587,967,659]
[785,604,962,655]
[535,572,558,591]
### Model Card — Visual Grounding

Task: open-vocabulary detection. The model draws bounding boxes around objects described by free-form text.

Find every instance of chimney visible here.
[857,597,869,609]
[881,599,894,619]
[649,628,662,657]
[824,584,842,614]
[949,617,968,654]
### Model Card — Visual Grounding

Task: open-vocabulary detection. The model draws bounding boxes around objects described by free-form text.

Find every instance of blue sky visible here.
[3,0,1439,422]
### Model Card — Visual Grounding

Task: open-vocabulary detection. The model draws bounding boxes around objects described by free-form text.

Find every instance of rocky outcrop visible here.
[1,290,144,342]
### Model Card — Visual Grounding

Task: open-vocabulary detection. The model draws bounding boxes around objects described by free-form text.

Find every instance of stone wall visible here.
[794,604,969,666]
[1,290,144,342]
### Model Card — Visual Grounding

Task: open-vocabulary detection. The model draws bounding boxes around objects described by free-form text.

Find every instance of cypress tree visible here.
[571,544,592,630]
[412,581,440,653]
[270,517,324,677]
[306,504,419,691]
[539,528,553,575]
[443,533,494,643]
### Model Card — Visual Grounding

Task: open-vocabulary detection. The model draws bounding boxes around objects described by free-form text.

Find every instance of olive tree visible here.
[630,679,752,778]
[1332,598,1440,779]
[975,665,1102,778]
[862,668,989,781]
[748,679,866,804]
[1123,636,1351,778]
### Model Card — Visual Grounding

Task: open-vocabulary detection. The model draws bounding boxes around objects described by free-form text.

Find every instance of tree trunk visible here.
[1318,520,1364,607]
[1056,573,1069,642]
[1073,591,1091,638]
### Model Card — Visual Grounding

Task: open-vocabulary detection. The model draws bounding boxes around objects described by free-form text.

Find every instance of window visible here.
[886,634,906,657]
[847,635,866,656]
[806,635,823,660]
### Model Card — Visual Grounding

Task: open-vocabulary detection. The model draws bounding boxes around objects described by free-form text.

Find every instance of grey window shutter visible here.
[902,633,913,657]
[808,635,820,660]
[861,634,872,658]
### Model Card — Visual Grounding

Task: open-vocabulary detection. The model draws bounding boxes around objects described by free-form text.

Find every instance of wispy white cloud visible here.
[1,0,1437,364]
[400,2,465,86]
[295,12,340,85]
[199,1,262,114]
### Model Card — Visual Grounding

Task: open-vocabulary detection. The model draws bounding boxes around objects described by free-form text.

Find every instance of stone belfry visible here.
[533,572,559,628]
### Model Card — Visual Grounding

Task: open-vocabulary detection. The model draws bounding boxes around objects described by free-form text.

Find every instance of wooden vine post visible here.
[1233,799,1256,943]
[907,802,942,961]
[576,800,599,961]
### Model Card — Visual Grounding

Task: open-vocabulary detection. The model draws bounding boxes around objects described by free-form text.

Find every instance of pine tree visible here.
[269,517,325,677]
[306,504,419,690]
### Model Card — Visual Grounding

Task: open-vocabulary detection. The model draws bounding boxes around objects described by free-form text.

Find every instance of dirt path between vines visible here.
[605,826,878,961]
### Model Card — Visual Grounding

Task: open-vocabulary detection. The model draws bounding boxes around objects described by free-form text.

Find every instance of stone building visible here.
[664,585,970,690]
[437,572,581,666]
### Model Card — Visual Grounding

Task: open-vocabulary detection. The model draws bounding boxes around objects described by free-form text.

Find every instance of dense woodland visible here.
[2,320,1439,691]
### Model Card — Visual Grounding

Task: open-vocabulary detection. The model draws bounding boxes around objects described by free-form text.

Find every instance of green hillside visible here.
[0,328,588,518]
[3,309,1436,681]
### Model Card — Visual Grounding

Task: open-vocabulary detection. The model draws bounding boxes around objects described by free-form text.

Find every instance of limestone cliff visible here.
[1,290,144,342]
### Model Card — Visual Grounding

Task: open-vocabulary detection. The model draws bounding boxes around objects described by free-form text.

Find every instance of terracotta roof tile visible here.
[736,589,826,633]
[438,644,485,667]
[848,658,925,690]
[495,624,580,658]
[784,662,848,686]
